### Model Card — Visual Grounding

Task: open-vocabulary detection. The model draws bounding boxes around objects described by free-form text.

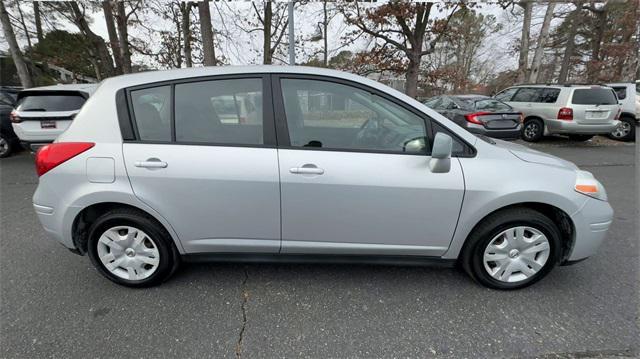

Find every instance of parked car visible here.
[424,95,522,139]
[32,66,612,290]
[494,84,621,142]
[606,82,637,141]
[11,84,97,151]
[0,86,22,158]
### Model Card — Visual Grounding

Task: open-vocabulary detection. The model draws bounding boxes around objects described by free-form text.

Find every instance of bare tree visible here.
[516,1,533,83]
[198,0,216,66]
[528,3,556,83]
[0,0,33,87]
[34,1,43,42]
[250,2,290,64]
[180,2,194,67]
[115,1,134,73]
[557,3,582,84]
[340,2,460,98]
[102,1,123,73]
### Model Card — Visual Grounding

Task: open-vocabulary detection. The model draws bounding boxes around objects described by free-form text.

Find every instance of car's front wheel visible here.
[87,208,180,287]
[461,208,561,290]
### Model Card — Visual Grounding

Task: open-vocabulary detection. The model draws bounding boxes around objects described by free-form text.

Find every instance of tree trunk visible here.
[198,0,216,66]
[517,1,532,83]
[587,6,607,82]
[558,5,581,84]
[528,3,555,83]
[34,1,43,42]
[0,0,33,87]
[16,3,32,53]
[102,1,123,74]
[69,2,115,79]
[116,1,132,73]
[322,0,328,67]
[263,2,272,64]
[404,53,420,98]
[181,3,193,68]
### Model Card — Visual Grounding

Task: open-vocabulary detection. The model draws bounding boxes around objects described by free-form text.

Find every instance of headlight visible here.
[575,170,607,201]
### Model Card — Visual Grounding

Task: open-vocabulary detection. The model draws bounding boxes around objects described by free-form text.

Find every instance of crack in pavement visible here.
[235,267,249,359]
[526,347,636,358]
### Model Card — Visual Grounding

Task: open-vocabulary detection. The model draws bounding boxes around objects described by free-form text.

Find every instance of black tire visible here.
[608,116,636,142]
[461,208,562,290]
[0,133,13,158]
[87,208,180,287]
[568,134,593,142]
[521,118,544,142]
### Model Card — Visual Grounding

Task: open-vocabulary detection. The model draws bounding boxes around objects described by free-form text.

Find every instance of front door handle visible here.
[289,164,324,175]
[135,158,168,169]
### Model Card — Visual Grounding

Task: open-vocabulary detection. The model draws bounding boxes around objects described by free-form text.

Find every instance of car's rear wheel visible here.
[521,118,544,142]
[0,134,13,158]
[87,208,179,287]
[461,208,561,290]
[608,117,635,142]
[568,134,593,142]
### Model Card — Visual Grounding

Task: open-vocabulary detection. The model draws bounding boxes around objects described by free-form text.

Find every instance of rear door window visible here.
[130,85,172,141]
[511,88,542,102]
[16,93,86,112]
[571,88,618,105]
[539,88,560,103]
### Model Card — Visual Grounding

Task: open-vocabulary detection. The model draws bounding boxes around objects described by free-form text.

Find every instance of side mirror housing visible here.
[429,132,452,173]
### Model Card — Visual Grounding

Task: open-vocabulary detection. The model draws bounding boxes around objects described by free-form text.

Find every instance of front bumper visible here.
[546,119,620,135]
[567,197,614,261]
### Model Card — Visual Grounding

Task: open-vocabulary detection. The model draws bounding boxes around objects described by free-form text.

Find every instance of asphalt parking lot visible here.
[0,137,637,358]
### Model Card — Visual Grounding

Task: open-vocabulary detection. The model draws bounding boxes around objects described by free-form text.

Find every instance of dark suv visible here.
[0,86,22,158]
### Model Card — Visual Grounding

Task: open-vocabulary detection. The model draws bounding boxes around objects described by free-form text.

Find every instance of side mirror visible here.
[403,137,427,153]
[429,132,452,173]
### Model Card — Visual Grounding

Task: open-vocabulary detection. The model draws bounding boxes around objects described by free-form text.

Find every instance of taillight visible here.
[9,110,22,123]
[35,142,95,177]
[558,107,573,121]
[464,112,491,125]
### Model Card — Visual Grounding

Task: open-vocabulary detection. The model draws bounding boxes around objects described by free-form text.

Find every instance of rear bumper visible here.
[546,119,620,135]
[567,197,614,261]
[11,121,71,143]
[467,124,522,139]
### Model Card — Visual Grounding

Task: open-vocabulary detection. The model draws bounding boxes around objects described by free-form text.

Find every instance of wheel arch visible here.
[451,202,576,263]
[71,201,184,255]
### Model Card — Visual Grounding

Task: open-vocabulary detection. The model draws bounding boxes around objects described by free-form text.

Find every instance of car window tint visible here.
[571,88,618,105]
[16,94,86,112]
[131,85,172,141]
[539,88,560,103]
[474,99,512,111]
[175,78,263,145]
[511,88,542,102]
[281,79,428,154]
[494,88,517,101]
[612,87,626,100]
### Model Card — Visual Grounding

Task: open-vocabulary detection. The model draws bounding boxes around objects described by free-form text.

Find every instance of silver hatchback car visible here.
[32,67,613,290]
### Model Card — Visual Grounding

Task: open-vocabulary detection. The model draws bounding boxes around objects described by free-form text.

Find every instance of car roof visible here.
[19,83,98,95]
[450,94,489,99]
[101,65,390,90]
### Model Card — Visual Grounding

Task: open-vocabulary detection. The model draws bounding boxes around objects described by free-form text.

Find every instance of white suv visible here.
[606,82,638,141]
[494,85,621,142]
[11,84,97,150]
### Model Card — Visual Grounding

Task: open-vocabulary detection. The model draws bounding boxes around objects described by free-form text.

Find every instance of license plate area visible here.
[40,120,56,129]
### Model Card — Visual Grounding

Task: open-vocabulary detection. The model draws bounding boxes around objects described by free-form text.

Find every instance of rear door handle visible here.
[135,158,168,169]
[289,165,324,175]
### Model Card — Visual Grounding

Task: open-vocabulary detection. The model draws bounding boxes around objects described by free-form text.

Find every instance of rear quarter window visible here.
[612,87,627,100]
[16,93,86,112]
[571,88,618,105]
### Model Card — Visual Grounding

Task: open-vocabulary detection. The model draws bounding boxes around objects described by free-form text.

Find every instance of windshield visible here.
[571,88,618,105]
[16,94,86,112]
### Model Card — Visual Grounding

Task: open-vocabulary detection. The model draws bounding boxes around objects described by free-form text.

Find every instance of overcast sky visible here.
[1,2,565,74]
